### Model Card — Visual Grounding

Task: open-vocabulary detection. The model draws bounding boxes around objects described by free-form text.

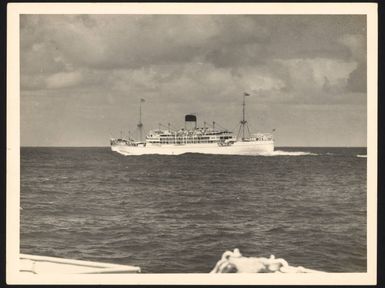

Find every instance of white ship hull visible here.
[111,141,274,156]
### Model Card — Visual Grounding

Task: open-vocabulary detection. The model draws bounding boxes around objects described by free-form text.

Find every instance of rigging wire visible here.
[200,119,233,132]
[229,123,240,133]
[158,122,179,132]
[215,122,232,131]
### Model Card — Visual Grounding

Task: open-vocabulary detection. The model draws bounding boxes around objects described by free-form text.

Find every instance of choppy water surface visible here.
[20,147,367,273]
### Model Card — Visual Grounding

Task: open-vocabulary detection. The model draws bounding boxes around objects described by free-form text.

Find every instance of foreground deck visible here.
[20,254,141,274]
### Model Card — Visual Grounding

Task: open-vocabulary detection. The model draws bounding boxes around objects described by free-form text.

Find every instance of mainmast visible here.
[237,92,251,141]
[137,98,145,141]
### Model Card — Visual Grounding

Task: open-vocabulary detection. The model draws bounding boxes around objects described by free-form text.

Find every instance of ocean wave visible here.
[20,147,367,273]
[258,150,318,156]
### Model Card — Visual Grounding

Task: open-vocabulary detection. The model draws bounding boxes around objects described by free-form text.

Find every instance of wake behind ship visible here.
[110,94,274,155]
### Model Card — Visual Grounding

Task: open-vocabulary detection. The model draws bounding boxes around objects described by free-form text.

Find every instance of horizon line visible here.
[19,145,368,148]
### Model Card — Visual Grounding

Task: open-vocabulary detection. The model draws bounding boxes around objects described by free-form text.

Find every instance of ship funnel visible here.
[185,114,197,129]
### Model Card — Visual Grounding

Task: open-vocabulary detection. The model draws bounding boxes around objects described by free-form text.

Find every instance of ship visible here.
[110,93,274,155]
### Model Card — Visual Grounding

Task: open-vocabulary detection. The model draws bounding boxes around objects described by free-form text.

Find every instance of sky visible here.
[20,14,367,147]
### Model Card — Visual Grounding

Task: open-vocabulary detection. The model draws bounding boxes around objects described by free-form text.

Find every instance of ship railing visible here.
[249,133,274,141]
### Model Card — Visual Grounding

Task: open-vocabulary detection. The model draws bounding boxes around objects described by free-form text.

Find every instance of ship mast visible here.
[137,98,145,141]
[237,92,251,141]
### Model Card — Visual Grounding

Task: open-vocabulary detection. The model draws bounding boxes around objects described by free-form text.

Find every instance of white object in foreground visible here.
[210,249,325,273]
[20,254,141,274]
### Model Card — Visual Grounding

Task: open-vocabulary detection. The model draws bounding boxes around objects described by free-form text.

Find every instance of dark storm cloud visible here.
[20,15,366,96]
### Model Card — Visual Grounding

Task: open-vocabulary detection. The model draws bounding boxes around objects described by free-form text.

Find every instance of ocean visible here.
[20,147,367,273]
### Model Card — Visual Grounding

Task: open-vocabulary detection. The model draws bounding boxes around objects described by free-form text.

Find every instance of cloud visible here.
[233,67,285,92]
[338,34,367,92]
[22,15,366,72]
[21,74,46,90]
[347,63,367,93]
[21,15,224,71]
[282,58,357,90]
[45,71,83,89]
[339,34,366,62]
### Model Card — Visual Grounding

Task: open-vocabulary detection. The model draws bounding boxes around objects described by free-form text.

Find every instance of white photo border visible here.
[7,2,378,285]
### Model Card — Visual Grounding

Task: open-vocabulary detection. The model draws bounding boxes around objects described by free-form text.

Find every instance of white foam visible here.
[258,150,318,156]
[357,154,367,158]
[115,149,318,157]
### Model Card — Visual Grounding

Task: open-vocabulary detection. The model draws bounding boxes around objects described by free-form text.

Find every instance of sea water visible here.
[20,147,367,273]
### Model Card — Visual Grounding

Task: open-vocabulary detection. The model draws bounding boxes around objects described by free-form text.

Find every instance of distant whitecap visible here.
[258,150,318,156]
